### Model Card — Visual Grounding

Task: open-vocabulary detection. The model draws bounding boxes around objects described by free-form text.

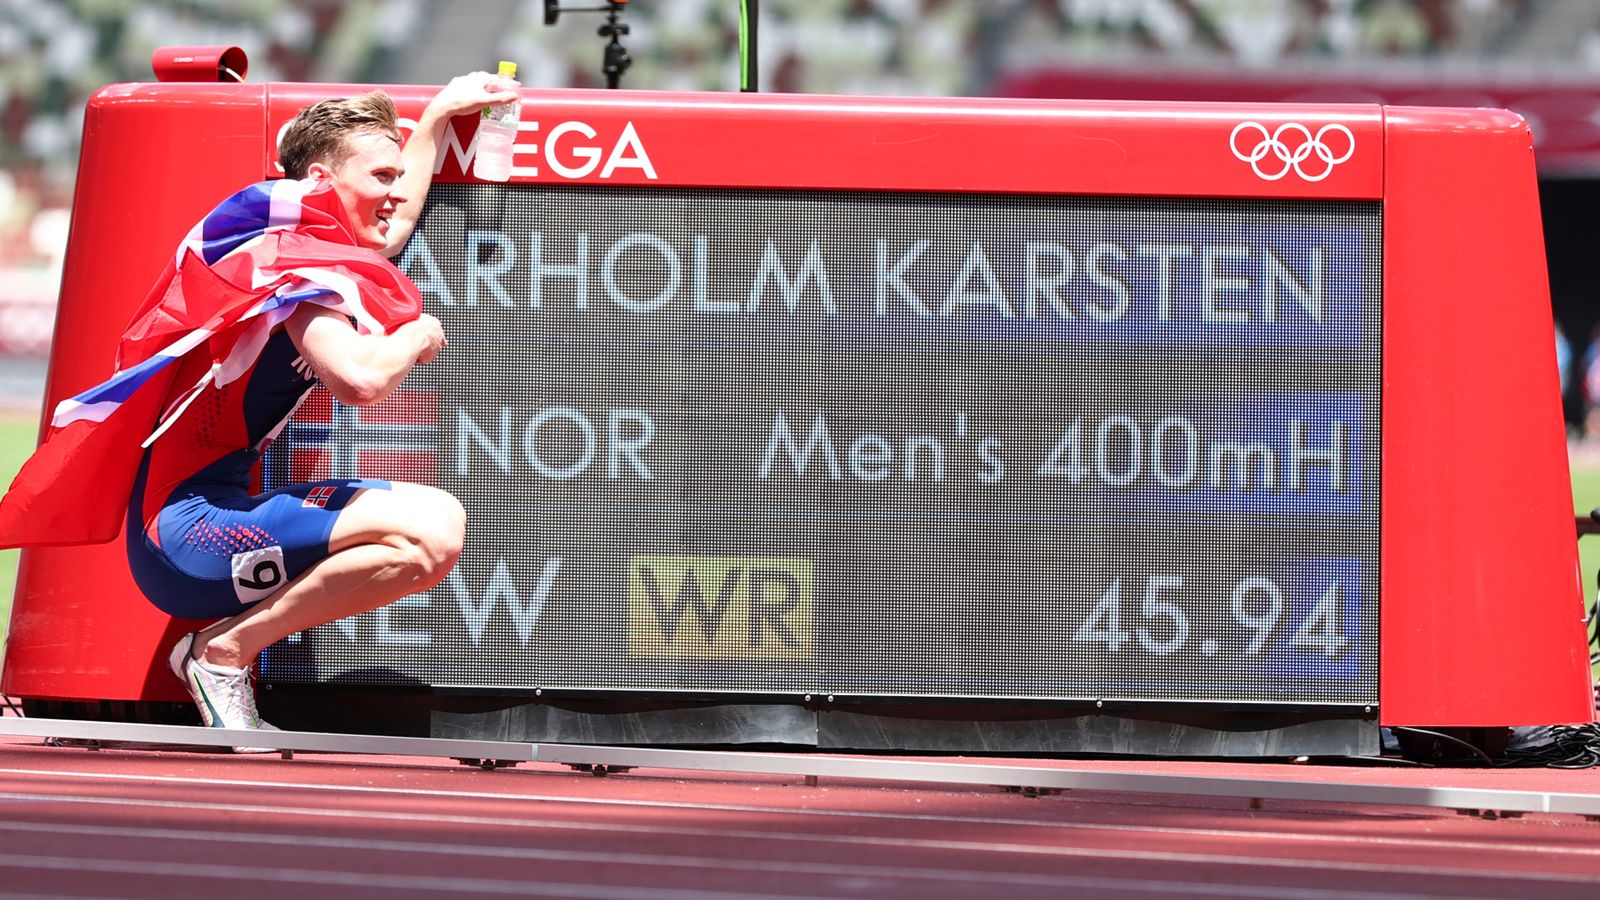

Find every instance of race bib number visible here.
[231,546,287,604]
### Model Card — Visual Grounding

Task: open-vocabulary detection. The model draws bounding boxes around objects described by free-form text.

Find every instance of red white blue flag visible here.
[0,178,423,548]
[279,388,439,487]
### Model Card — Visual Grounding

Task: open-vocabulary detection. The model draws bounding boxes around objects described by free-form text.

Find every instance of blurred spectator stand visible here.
[0,271,54,358]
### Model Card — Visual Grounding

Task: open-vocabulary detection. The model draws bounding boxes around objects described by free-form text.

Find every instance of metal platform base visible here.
[3,716,1598,820]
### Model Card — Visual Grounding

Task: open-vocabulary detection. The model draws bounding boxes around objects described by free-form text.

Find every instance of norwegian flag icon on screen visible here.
[274,387,439,487]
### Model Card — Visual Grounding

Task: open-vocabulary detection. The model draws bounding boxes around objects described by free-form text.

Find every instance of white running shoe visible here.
[168,633,281,753]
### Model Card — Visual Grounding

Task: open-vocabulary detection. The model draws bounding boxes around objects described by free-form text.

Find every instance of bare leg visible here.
[189,482,464,669]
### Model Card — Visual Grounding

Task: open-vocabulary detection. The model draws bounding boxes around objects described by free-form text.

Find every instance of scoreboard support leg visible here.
[3,717,1599,820]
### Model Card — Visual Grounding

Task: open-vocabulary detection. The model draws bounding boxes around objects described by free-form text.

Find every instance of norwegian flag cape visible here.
[0,178,422,548]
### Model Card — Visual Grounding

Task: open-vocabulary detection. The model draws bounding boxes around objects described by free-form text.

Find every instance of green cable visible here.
[740,0,756,92]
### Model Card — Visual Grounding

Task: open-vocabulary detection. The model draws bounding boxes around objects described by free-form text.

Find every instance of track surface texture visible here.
[2,731,1599,899]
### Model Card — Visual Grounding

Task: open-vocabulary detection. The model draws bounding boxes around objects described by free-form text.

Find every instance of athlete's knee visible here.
[401,488,464,581]
[334,483,464,584]
[428,488,466,555]
[386,536,447,587]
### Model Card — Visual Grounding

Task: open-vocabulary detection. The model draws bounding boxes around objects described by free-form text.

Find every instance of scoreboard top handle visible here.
[5,79,1588,730]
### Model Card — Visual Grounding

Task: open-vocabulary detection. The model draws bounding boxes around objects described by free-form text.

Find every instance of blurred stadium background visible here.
[4,0,1600,669]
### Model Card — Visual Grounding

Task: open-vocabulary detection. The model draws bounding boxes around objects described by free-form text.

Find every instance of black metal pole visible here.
[600,1,631,89]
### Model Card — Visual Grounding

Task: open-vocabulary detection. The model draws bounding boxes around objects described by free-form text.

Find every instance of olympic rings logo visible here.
[1229,121,1356,182]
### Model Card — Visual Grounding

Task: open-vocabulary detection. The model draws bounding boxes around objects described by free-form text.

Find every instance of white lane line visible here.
[0,765,1595,861]
[0,789,1591,890]
[0,818,1427,900]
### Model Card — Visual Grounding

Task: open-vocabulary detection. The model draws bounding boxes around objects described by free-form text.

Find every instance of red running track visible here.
[1,733,1599,898]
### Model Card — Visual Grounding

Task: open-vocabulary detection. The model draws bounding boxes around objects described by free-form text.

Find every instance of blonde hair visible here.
[278,90,400,180]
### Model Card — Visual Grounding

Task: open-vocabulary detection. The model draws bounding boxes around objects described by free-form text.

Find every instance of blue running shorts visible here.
[127,476,390,620]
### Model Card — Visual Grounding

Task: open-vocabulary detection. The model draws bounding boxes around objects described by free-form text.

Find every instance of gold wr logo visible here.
[628,555,813,660]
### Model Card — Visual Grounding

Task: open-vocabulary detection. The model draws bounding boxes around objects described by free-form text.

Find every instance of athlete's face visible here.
[310,130,406,251]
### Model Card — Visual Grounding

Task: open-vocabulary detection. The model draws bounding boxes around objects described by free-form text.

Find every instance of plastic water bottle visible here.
[473,61,520,182]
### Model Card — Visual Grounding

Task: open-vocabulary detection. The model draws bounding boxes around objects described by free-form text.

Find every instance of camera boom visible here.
[543,0,633,89]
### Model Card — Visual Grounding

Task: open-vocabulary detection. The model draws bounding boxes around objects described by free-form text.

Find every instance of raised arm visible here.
[285,304,447,406]
[383,72,519,257]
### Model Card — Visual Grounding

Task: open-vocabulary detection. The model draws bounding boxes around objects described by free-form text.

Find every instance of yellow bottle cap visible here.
[498,60,518,79]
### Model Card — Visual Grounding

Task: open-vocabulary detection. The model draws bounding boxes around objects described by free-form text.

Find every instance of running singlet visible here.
[125,328,387,619]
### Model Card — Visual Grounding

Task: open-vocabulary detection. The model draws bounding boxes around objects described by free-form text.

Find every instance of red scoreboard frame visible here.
[3,77,1591,729]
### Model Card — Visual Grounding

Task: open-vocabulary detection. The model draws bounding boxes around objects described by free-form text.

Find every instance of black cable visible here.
[1390,726,1497,766]
[1466,566,1600,769]
[1498,723,1600,769]
[0,694,23,717]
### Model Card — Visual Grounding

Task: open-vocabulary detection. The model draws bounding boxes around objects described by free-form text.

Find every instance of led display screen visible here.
[261,183,1381,705]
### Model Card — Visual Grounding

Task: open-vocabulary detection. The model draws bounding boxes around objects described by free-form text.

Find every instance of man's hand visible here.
[405,313,448,365]
[426,71,519,123]
[383,72,521,256]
